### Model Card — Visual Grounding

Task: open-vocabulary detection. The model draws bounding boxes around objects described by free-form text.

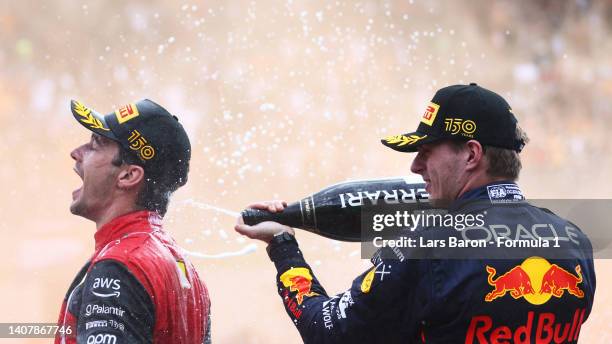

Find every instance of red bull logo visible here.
[466,308,587,344]
[540,264,584,298]
[279,267,318,305]
[485,266,535,302]
[485,257,584,305]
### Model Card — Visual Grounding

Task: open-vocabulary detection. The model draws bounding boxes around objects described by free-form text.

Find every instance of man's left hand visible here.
[234,200,295,243]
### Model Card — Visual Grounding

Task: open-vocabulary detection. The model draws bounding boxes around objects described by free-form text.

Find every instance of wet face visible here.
[410,140,467,204]
[70,134,122,221]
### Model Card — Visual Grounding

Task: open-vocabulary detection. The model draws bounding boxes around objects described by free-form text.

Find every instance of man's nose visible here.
[70,144,85,162]
[410,152,424,175]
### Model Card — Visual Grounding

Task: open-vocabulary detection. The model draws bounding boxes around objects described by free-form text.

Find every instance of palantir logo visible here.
[91,277,121,298]
[87,333,117,344]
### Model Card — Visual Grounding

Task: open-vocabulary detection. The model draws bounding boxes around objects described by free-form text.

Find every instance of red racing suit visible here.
[55,210,211,344]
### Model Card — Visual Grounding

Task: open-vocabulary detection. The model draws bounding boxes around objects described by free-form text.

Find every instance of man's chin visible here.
[70,200,99,222]
[69,200,84,216]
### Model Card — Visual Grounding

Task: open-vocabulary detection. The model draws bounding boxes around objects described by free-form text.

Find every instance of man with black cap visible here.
[55,100,211,344]
[236,83,595,343]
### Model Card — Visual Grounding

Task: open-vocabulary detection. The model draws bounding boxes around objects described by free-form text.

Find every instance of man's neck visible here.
[94,203,143,230]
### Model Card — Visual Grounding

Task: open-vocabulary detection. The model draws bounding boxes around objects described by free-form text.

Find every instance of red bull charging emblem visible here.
[485,257,584,305]
[279,267,319,305]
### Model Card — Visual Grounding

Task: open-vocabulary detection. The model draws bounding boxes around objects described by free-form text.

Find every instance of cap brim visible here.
[70,100,118,140]
[380,131,439,152]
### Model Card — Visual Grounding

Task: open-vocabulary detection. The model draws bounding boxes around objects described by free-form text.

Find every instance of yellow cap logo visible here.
[73,100,110,131]
[128,130,155,160]
[383,134,428,147]
[444,118,477,137]
[421,102,440,126]
[115,103,140,124]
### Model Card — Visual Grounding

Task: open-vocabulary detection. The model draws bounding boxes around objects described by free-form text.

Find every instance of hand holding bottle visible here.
[235,200,295,243]
[240,177,428,242]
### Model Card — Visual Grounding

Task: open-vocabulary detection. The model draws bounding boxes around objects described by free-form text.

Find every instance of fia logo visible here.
[488,186,507,199]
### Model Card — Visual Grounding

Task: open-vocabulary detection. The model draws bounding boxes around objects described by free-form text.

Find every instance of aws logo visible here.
[91,277,121,298]
[485,257,584,305]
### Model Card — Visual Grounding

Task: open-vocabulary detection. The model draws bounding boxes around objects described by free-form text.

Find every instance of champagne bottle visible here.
[241,177,429,242]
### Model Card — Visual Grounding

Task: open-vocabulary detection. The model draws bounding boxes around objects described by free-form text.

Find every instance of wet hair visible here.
[111,146,179,217]
[483,126,529,181]
[449,126,529,181]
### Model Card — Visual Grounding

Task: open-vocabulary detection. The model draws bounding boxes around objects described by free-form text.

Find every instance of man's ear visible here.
[117,164,145,190]
[465,140,485,172]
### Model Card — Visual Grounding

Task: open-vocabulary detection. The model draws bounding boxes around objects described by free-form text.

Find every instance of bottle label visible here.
[338,186,428,208]
[300,196,317,229]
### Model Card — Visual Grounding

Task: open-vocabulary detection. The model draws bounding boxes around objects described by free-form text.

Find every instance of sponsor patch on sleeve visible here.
[279,267,318,305]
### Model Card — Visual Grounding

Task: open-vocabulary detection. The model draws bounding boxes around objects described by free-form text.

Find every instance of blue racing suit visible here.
[267,182,595,343]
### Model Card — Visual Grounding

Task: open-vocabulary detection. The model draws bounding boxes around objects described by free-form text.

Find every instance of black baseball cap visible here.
[70,99,191,187]
[381,83,525,153]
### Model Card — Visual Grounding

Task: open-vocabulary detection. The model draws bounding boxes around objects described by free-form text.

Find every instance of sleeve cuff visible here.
[267,233,306,270]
